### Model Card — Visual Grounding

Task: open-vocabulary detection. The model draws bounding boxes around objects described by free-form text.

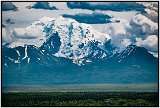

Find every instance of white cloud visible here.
[13,28,43,39]
[136,35,158,51]
[138,2,158,12]
[121,38,131,47]
[92,13,158,52]
[144,8,158,22]
[108,20,130,36]
[2,27,46,48]
[92,19,131,50]
[131,14,158,33]
[93,19,130,36]
[2,28,13,43]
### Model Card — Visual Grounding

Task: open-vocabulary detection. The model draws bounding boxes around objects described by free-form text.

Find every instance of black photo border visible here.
[1,1,159,107]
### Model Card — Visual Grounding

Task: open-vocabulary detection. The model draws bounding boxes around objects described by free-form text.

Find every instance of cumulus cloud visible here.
[2,2,18,11]
[2,27,45,48]
[143,8,158,23]
[138,2,158,23]
[107,19,130,36]
[135,35,158,51]
[121,38,131,47]
[26,2,58,10]
[67,2,145,12]
[123,13,158,45]
[2,28,13,43]
[62,12,112,24]
[94,13,158,52]
[138,2,158,12]
[94,19,131,49]
[113,14,157,37]
[132,14,157,29]
[12,28,43,39]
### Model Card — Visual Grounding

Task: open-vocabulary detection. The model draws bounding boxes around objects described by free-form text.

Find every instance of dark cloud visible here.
[2,2,18,11]
[26,2,58,10]
[67,2,145,12]
[62,13,112,24]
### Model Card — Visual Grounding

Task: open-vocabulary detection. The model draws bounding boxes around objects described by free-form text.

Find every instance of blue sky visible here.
[2,2,158,57]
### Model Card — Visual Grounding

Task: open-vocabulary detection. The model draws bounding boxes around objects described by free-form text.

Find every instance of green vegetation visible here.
[2,92,158,107]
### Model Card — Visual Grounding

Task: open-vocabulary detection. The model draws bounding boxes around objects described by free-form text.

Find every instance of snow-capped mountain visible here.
[5,16,111,65]
[2,16,158,85]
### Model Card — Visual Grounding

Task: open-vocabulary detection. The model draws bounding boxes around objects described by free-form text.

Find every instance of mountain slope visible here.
[2,17,158,85]
[5,16,111,65]
[2,44,158,85]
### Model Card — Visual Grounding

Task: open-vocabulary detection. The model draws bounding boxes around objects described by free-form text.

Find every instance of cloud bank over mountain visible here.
[2,2,158,56]
[136,35,158,51]
[94,13,158,52]
[2,27,45,48]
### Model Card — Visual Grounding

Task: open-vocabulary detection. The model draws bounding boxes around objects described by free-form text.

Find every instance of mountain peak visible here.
[4,16,112,65]
[112,44,157,64]
[126,44,137,48]
[3,16,157,66]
